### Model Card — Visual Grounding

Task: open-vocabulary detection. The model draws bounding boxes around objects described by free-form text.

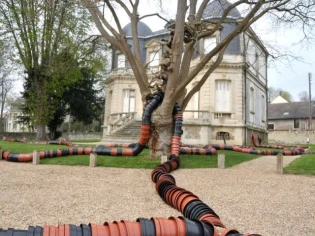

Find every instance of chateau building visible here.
[102,0,268,145]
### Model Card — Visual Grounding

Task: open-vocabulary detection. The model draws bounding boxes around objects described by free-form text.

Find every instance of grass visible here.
[71,139,101,143]
[284,144,315,176]
[0,141,259,169]
[180,150,259,168]
[2,140,314,174]
[0,141,70,153]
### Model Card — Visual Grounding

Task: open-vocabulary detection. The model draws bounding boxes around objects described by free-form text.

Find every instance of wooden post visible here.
[90,152,97,167]
[0,147,2,160]
[161,155,168,164]
[218,154,225,169]
[33,150,40,165]
[277,153,283,174]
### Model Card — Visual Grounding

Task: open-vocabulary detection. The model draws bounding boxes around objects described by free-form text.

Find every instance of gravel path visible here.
[0,156,315,235]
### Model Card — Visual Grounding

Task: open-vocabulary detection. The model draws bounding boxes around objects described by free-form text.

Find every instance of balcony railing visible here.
[183,110,210,123]
[105,112,136,134]
[108,66,160,77]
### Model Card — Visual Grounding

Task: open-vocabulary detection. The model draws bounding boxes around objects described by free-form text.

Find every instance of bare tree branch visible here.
[139,13,170,23]
[181,44,227,110]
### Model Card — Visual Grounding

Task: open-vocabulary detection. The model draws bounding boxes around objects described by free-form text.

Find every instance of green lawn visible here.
[71,139,101,143]
[284,144,315,176]
[0,141,70,153]
[0,141,259,168]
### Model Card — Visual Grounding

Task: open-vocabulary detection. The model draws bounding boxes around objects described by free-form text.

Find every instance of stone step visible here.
[102,120,142,143]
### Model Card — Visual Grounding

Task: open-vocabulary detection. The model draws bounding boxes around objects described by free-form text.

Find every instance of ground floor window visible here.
[216,132,230,140]
[294,119,299,129]
[268,124,274,130]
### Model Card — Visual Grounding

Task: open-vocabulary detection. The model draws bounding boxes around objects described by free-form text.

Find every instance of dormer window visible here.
[204,37,216,54]
[149,51,160,66]
[117,54,125,68]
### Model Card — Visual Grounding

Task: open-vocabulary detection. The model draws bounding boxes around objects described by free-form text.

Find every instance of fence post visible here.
[161,155,168,164]
[33,150,40,165]
[90,152,97,167]
[277,153,283,174]
[218,154,225,169]
[0,147,2,160]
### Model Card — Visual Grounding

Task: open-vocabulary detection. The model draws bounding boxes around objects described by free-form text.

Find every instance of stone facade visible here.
[268,130,315,145]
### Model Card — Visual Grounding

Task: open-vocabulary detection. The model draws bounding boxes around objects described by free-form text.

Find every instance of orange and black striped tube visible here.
[149,103,256,235]
[0,216,258,236]
[1,93,261,235]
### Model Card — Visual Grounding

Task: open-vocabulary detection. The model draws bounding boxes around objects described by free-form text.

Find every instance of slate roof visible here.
[268,101,315,120]
[122,0,241,38]
[123,21,153,37]
[203,0,242,19]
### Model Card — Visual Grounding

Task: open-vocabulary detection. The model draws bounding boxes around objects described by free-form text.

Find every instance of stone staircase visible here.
[102,120,142,143]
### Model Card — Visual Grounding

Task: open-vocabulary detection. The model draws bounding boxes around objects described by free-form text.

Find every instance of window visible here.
[149,51,160,66]
[193,91,199,118]
[294,119,300,129]
[255,52,260,73]
[216,132,230,140]
[123,90,135,112]
[215,80,231,112]
[268,124,274,130]
[117,54,125,68]
[261,95,265,122]
[250,87,255,113]
[204,37,216,54]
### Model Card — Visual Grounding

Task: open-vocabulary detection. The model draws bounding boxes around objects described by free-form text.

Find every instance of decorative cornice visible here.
[105,75,136,84]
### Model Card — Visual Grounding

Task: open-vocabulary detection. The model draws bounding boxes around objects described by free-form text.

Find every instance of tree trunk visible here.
[34,77,49,141]
[149,106,174,159]
[36,124,48,141]
[0,103,4,133]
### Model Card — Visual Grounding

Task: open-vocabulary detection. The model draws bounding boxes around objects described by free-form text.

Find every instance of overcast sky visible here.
[12,1,314,102]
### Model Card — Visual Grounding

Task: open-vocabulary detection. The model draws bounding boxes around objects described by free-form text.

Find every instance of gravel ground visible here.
[0,156,315,235]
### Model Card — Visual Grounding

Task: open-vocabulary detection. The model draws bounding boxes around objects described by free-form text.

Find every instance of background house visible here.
[268,100,315,144]
[102,0,269,145]
[270,95,289,104]
[268,101,315,131]
[3,98,31,132]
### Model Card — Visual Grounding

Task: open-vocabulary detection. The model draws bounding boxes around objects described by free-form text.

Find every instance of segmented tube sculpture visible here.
[0,92,260,235]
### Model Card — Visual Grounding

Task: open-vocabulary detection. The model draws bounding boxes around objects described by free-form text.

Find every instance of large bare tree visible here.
[84,0,315,157]
[0,0,103,140]
[0,40,15,133]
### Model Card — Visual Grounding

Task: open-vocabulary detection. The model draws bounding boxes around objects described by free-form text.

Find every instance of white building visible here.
[102,0,269,145]
[3,99,31,132]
